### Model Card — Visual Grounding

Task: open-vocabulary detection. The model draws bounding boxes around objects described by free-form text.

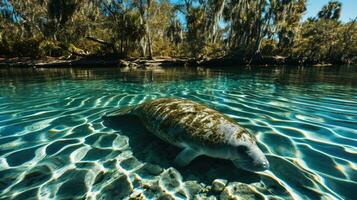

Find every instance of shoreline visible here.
[0,56,196,68]
[0,56,344,68]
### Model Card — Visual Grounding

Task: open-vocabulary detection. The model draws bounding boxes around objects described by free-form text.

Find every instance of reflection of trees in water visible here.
[118,67,216,83]
[250,65,356,87]
[0,66,355,86]
[0,68,96,82]
[0,67,217,84]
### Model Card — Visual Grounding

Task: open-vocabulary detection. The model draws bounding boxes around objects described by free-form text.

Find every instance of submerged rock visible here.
[212,179,228,193]
[159,168,182,192]
[194,193,218,200]
[129,189,146,200]
[183,181,205,198]
[56,178,88,199]
[98,175,133,199]
[144,163,163,176]
[220,182,265,200]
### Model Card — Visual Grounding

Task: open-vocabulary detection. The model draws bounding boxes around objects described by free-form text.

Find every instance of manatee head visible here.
[231,143,269,172]
[227,128,269,172]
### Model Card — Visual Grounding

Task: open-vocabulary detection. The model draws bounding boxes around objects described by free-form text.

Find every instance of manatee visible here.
[103,98,269,172]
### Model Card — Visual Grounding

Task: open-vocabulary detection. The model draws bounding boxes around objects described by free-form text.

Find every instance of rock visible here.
[129,62,140,68]
[119,60,130,67]
[98,175,133,199]
[157,193,176,200]
[119,156,142,171]
[183,181,204,198]
[176,189,188,199]
[212,179,228,193]
[145,163,163,176]
[194,193,217,200]
[159,168,182,192]
[135,163,163,180]
[129,189,145,200]
[201,184,210,193]
[220,182,264,200]
[119,60,140,68]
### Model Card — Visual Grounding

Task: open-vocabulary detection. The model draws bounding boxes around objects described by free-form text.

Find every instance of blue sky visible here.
[171,0,356,23]
[304,0,356,22]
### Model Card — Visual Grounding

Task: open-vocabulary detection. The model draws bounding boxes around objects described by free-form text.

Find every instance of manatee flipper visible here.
[174,148,200,167]
[231,159,242,169]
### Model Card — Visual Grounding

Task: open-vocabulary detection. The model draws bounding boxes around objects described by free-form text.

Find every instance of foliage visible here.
[0,0,355,64]
[293,19,356,64]
[38,39,63,57]
[317,0,341,20]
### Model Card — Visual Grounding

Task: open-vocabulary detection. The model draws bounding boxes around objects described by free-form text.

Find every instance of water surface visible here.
[0,66,356,199]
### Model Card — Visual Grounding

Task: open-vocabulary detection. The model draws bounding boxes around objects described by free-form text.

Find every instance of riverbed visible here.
[0,66,356,199]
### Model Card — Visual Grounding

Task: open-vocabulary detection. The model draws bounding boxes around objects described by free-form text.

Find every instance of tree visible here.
[205,0,225,43]
[292,1,355,64]
[0,0,355,64]
[318,0,342,20]
[271,0,306,55]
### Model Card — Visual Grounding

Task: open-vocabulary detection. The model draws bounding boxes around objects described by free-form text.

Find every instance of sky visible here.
[170,0,356,23]
[304,0,357,22]
[2,0,356,23]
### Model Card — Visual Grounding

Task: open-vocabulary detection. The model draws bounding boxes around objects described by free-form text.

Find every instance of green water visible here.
[0,66,356,199]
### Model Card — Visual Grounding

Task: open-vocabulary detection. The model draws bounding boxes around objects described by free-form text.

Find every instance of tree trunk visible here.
[254,0,264,56]
[140,37,146,57]
[137,0,152,58]
[147,30,153,59]
[146,0,153,59]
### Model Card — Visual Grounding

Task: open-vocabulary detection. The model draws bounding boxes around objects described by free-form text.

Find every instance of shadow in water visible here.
[102,115,261,185]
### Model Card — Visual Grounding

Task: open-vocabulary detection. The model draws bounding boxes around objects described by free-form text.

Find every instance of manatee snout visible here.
[232,144,270,172]
[252,157,270,171]
[234,157,269,172]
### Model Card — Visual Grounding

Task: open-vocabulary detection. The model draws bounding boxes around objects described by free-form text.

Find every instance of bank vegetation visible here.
[0,0,356,66]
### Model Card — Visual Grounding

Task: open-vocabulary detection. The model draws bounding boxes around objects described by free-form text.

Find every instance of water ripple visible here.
[0,66,356,199]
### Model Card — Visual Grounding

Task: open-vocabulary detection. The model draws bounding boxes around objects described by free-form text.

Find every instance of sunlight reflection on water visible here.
[0,66,356,199]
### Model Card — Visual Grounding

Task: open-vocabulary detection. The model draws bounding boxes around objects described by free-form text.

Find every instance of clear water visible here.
[0,66,356,200]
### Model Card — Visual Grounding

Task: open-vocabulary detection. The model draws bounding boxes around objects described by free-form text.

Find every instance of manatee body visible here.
[104,98,269,172]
